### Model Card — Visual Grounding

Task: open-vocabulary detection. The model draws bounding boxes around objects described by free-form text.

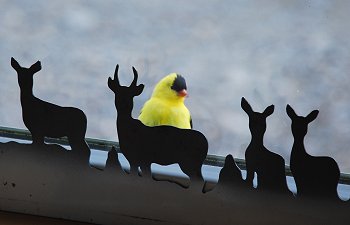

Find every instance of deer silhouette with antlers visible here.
[107,65,208,188]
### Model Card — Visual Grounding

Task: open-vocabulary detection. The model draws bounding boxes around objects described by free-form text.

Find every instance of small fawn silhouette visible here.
[107,65,208,187]
[286,105,340,200]
[203,154,244,193]
[242,97,290,193]
[11,58,90,158]
[218,154,244,187]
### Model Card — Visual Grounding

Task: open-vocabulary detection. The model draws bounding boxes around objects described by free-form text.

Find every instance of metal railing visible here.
[1,125,349,184]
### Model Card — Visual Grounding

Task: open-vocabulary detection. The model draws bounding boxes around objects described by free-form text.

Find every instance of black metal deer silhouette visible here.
[242,97,290,193]
[11,58,90,158]
[286,105,340,200]
[217,155,245,188]
[107,65,208,187]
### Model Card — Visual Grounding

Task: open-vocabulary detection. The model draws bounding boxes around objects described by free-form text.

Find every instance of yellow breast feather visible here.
[138,73,192,129]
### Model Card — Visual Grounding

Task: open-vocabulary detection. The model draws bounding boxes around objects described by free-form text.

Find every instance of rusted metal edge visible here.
[1,125,349,184]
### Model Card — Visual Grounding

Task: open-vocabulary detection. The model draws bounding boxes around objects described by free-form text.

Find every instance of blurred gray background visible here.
[1,0,350,172]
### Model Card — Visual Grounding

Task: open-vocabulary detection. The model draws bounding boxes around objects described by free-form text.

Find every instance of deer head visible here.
[108,65,144,115]
[241,97,274,137]
[11,57,41,92]
[286,105,319,139]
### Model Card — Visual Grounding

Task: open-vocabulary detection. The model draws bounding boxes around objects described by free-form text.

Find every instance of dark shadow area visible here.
[107,65,208,189]
[10,58,90,162]
[287,104,340,201]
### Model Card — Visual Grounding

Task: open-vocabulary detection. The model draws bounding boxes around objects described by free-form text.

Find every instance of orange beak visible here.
[177,89,188,97]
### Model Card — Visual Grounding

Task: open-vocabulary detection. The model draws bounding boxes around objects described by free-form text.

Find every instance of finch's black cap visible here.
[171,74,187,92]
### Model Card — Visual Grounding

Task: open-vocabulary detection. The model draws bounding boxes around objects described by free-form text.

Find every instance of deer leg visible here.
[179,162,203,189]
[245,161,255,188]
[66,136,90,167]
[31,132,44,146]
[129,164,139,176]
[68,135,90,158]
[140,164,152,178]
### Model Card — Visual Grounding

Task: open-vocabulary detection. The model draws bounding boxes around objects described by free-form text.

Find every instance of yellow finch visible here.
[138,73,192,129]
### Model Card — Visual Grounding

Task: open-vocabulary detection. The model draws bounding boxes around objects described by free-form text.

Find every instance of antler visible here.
[108,64,120,92]
[113,64,120,86]
[131,67,138,87]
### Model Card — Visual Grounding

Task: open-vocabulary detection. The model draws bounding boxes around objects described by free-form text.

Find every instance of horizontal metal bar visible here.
[0,125,119,151]
[1,125,350,184]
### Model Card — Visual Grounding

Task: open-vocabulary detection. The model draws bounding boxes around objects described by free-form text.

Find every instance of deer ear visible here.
[241,97,253,115]
[11,57,21,71]
[29,61,41,74]
[134,84,144,96]
[108,77,117,92]
[286,104,297,119]
[263,105,274,117]
[306,110,319,123]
